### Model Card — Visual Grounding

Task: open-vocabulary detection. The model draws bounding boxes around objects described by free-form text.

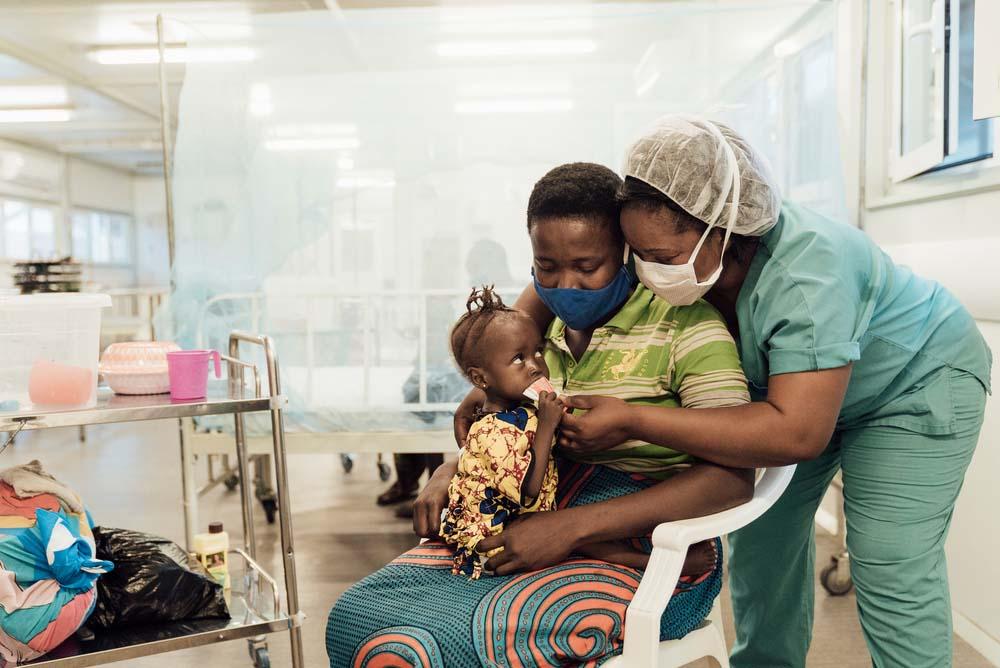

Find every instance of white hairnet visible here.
[623,115,781,237]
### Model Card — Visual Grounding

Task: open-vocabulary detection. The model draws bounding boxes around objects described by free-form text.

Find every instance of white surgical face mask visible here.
[633,122,741,306]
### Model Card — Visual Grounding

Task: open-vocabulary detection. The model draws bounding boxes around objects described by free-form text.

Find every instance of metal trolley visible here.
[0,331,304,668]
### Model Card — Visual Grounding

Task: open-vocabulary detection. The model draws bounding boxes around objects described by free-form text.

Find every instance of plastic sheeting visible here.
[165,1,844,427]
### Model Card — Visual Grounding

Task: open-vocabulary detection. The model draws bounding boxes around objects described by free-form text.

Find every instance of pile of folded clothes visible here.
[0,460,111,664]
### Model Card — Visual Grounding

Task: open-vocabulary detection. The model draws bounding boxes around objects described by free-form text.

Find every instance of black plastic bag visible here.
[88,527,229,631]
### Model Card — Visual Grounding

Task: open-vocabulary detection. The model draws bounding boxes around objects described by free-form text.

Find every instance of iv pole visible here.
[156,14,176,276]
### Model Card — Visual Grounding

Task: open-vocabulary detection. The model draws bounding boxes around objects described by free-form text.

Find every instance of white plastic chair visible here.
[603,465,796,668]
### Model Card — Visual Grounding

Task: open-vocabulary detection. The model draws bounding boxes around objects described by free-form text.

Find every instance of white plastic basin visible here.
[0,293,112,412]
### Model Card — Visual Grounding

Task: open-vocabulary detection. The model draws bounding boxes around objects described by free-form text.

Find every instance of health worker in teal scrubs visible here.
[545,115,992,668]
[429,115,992,667]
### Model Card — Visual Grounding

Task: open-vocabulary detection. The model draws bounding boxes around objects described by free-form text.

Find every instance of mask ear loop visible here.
[688,123,741,286]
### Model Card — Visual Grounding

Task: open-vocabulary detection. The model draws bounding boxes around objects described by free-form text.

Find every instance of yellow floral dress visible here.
[440,406,558,579]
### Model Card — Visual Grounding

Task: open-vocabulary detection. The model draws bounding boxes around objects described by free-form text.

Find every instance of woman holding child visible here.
[329,115,990,668]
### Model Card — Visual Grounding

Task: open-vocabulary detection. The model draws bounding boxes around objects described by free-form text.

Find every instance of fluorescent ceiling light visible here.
[0,108,73,123]
[336,175,395,189]
[436,40,596,58]
[455,98,573,114]
[264,137,361,152]
[0,86,69,107]
[337,155,355,171]
[89,46,256,65]
[267,123,357,138]
[438,7,593,34]
[439,19,594,35]
[458,80,571,98]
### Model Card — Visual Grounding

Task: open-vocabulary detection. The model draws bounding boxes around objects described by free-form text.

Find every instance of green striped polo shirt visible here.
[544,284,749,479]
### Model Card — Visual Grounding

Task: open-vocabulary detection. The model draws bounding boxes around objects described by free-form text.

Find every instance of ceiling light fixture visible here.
[88,45,256,65]
[0,108,73,123]
[454,98,574,114]
[436,39,596,58]
[0,86,69,107]
[264,137,362,152]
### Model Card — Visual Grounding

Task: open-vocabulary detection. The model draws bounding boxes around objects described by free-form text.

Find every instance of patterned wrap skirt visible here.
[327,461,722,667]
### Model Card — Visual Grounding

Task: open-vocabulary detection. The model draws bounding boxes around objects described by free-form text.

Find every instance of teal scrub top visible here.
[736,201,992,434]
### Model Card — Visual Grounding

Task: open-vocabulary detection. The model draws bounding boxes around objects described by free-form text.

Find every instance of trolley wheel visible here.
[340,453,354,474]
[224,474,240,491]
[260,497,278,524]
[378,461,392,482]
[820,560,854,596]
[252,647,270,668]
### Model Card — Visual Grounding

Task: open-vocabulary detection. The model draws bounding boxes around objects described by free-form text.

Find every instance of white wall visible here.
[0,139,144,290]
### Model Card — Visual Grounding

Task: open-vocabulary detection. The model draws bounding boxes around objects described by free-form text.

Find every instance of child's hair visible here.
[451,285,516,376]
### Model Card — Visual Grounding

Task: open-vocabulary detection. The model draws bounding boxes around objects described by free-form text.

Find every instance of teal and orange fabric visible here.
[327,461,721,667]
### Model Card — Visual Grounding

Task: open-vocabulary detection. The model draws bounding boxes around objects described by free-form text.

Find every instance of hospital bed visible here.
[182,287,474,521]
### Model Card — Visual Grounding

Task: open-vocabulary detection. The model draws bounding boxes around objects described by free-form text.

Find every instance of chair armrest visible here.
[650,464,796,551]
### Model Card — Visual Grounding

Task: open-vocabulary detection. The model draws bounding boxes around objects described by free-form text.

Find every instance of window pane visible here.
[91,215,111,264]
[901,0,937,154]
[793,36,835,186]
[109,216,131,264]
[939,0,993,168]
[30,207,56,258]
[3,201,30,260]
[71,212,91,261]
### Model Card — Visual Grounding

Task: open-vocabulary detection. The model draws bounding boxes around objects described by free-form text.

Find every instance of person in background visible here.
[377,240,516,516]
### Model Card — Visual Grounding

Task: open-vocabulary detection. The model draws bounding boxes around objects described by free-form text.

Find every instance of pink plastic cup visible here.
[166,350,222,400]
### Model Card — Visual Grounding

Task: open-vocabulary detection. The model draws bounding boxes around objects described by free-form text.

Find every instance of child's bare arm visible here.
[521,391,562,503]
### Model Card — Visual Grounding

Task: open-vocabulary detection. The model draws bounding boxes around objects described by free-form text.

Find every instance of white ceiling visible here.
[0,0,817,174]
[0,1,324,173]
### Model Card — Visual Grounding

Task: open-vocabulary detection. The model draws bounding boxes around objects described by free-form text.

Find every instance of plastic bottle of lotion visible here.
[193,522,230,589]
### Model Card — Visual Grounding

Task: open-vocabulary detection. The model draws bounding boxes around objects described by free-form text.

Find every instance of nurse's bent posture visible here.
[551,116,992,668]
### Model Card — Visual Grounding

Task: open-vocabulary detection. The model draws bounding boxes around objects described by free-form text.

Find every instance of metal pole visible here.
[230,336,257,560]
[178,418,198,551]
[156,15,177,272]
[418,294,427,405]
[857,0,871,231]
[263,337,304,667]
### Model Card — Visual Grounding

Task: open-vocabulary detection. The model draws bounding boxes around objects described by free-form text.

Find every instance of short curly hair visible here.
[527,162,623,230]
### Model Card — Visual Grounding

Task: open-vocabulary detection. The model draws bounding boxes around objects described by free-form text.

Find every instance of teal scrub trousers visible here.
[727,369,988,668]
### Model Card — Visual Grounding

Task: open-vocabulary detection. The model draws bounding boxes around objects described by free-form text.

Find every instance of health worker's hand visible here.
[557,395,633,455]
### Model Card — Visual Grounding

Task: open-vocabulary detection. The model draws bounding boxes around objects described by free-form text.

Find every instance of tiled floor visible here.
[11,421,994,667]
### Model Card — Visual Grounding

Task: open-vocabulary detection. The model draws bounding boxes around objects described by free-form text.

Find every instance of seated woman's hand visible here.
[479,512,577,575]
[412,460,457,539]
[557,395,633,454]
[453,387,486,447]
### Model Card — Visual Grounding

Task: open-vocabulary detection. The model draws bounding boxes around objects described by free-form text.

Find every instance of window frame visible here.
[890,0,948,182]
[70,207,136,268]
[868,0,1000,209]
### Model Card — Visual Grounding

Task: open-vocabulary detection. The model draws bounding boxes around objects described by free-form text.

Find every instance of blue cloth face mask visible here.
[532,265,637,330]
